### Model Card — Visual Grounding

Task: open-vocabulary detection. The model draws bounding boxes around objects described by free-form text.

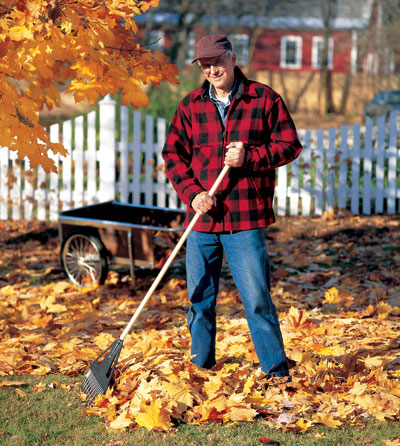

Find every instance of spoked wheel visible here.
[61,231,109,287]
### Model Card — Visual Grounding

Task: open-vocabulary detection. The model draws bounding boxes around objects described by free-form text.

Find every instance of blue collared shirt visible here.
[209,76,238,128]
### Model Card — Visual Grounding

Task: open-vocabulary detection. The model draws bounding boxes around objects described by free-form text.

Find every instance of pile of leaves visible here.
[1,214,400,433]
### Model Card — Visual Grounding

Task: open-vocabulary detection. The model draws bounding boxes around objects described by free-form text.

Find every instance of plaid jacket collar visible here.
[194,67,260,102]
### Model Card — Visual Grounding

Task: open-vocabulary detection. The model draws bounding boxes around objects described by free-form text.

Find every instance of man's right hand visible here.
[191,191,216,215]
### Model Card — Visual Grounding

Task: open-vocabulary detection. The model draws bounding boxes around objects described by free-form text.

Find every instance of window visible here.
[312,36,333,69]
[388,90,400,105]
[147,30,165,52]
[280,36,302,69]
[185,32,195,64]
[228,33,249,65]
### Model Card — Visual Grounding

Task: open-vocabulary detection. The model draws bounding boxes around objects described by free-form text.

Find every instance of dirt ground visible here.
[1,213,399,306]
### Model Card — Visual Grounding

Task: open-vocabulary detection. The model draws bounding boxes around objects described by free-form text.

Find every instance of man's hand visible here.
[225,141,245,167]
[192,191,216,215]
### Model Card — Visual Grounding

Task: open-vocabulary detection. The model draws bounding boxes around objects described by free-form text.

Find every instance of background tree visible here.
[319,0,337,114]
[0,0,179,173]
[375,0,400,80]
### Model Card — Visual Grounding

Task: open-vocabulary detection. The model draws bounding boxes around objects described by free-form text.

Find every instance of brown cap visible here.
[191,34,232,63]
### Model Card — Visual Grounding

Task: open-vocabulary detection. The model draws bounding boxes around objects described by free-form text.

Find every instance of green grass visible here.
[1,375,398,446]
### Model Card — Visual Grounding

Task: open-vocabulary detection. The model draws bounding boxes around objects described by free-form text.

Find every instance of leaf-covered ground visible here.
[1,214,400,434]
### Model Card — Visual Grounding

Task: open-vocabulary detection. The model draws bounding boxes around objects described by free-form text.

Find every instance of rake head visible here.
[81,338,123,406]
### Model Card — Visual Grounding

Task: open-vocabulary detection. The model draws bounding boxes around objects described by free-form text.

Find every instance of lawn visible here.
[0,214,399,445]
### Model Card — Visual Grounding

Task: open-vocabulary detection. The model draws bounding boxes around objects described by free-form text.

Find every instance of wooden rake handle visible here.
[120,164,230,340]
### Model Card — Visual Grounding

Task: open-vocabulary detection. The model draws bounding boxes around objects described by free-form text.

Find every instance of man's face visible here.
[198,52,236,94]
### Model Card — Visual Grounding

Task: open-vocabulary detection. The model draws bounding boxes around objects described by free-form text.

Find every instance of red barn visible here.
[135,0,398,115]
[135,0,394,75]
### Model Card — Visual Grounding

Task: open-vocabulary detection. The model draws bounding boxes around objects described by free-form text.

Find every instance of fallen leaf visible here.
[109,410,134,430]
[313,413,342,428]
[0,380,26,388]
[135,401,173,432]
[259,437,280,445]
[15,388,28,398]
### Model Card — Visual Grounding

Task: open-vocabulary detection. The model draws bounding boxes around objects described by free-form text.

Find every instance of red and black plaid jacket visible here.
[162,67,302,232]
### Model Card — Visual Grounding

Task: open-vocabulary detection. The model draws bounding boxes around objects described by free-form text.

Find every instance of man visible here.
[162,34,302,378]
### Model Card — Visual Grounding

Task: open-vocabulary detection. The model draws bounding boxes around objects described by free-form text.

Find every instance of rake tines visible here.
[81,339,123,406]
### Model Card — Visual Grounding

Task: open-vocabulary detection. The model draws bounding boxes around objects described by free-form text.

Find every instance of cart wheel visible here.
[61,231,109,287]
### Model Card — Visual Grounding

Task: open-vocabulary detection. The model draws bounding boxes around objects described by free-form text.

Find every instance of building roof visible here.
[135,0,375,30]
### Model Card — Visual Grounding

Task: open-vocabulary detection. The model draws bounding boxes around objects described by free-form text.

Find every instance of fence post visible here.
[156,117,167,207]
[86,111,97,205]
[375,115,385,213]
[49,124,60,221]
[74,115,84,208]
[326,128,336,213]
[119,105,130,203]
[301,131,312,216]
[351,123,361,215]
[11,154,21,220]
[0,148,8,220]
[99,95,116,202]
[35,166,46,221]
[363,119,373,215]
[62,119,72,211]
[24,158,34,220]
[387,111,398,214]
[276,164,287,216]
[144,115,155,206]
[315,129,324,215]
[132,110,142,204]
[338,125,348,210]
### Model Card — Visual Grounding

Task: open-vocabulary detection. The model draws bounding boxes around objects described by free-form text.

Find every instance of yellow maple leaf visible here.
[354,393,376,410]
[203,375,224,398]
[374,409,397,422]
[108,409,133,430]
[135,400,173,431]
[376,302,394,318]
[40,295,67,314]
[9,25,34,42]
[385,439,400,446]
[348,381,368,395]
[0,380,26,388]
[44,281,71,294]
[363,355,384,368]
[243,375,255,394]
[227,406,257,422]
[162,380,202,408]
[296,418,315,432]
[94,333,115,350]
[324,287,354,307]
[313,413,342,428]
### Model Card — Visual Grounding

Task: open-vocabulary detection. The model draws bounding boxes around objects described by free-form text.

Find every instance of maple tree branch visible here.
[0,3,10,17]
[13,108,35,128]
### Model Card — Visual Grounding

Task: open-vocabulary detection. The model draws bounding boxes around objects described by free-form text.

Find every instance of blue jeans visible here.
[186,228,289,377]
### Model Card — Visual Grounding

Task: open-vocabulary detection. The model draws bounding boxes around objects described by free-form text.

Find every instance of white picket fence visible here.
[0,95,399,221]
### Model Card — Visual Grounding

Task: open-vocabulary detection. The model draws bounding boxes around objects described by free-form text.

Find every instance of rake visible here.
[81,165,230,405]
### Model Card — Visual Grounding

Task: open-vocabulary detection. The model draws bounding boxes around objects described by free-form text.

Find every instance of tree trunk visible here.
[319,0,337,115]
[340,73,352,115]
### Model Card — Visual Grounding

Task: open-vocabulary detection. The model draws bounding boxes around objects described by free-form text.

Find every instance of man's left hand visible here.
[225,142,245,167]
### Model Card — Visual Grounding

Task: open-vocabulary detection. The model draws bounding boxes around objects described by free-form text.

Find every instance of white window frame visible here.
[312,36,334,69]
[228,33,249,65]
[147,30,165,52]
[280,36,302,69]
